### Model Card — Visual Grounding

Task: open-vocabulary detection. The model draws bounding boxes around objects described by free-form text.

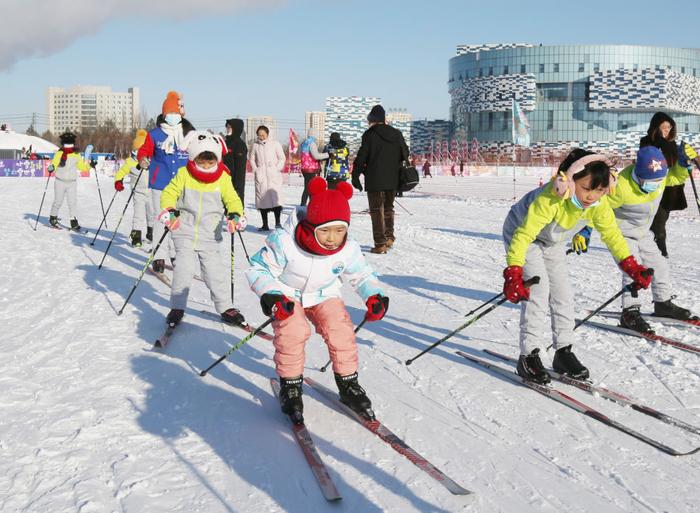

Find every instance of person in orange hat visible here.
[137,91,195,272]
[246,177,389,425]
[113,129,153,247]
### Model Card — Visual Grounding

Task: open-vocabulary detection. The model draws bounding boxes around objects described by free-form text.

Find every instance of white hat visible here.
[183,130,225,162]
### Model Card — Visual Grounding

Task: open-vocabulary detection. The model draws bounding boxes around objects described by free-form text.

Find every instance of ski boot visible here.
[279,376,304,424]
[146,226,153,243]
[166,309,184,327]
[516,348,551,384]
[335,372,375,420]
[70,218,82,232]
[221,308,245,327]
[620,305,653,333]
[552,345,589,380]
[654,299,696,321]
[49,215,59,228]
[130,229,142,248]
[152,259,165,274]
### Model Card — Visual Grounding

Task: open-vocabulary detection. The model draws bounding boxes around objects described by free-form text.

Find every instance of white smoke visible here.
[0,0,286,71]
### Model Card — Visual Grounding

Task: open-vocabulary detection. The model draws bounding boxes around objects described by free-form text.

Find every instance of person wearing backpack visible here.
[323,132,350,189]
[352,105,409,254]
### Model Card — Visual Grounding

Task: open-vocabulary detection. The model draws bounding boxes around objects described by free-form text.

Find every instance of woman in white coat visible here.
[250,125,286,231]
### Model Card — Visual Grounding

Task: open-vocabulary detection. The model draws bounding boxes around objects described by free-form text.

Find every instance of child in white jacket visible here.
[246,177,389,424]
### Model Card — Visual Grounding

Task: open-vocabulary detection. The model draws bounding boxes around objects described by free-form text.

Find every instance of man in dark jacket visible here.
[352,105,409,254]
[223,118,247,203]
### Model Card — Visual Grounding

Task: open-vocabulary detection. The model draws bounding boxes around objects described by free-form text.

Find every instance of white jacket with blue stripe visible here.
[246,207,383,307]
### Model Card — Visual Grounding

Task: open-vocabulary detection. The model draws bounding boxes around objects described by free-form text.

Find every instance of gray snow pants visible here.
[170,238,233,314]
[50,178,77,218]
[151,189,174,257]
[620,231,671,308]
[518,242,575,354]
[132,189,154,232]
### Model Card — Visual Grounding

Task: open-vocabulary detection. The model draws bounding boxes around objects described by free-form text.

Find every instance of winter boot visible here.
[279,376,304,424]
[620,305,653,333]
[166,309,184,327]
[516,348,551,384]
[221,308,245,326]
[370,245,388,254]
[146,226,153,243]
[152,258,165,274]
[130,229,142,248]
[654,300,695,321]
[385,238,395,249]
[70,218,82,232]
[335,372,375,420]
[552,345,590,380]
[49,215,59,228]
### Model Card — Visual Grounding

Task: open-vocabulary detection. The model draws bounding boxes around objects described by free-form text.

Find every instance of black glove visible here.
[260,293,295,320]
[47,164,55,173]
[352,176,363,192]
[90,160,97,168]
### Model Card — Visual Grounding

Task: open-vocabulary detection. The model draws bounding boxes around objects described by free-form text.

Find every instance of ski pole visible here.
[92,167,144,246]
[319,318,369,372]
[117,227,170,316]
[199,317,275,377]
[574,269,654,330]
[89,190,118,245]
[463,291,503,317]
[406,276,540,365]
[238,230,252,264]
[688,171,700,216]
[98,174,145,269]
[93,165,108,229]
[230,229,236,303]
[395,198,413,216]
[33,172,53,231]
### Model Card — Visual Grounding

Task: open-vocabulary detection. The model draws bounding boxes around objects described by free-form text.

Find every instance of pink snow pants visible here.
[273,297,357,378]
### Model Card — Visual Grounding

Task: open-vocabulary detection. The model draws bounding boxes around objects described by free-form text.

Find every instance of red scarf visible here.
[59,146,75,165]
[294,219,346,256]
[186,161,228,184]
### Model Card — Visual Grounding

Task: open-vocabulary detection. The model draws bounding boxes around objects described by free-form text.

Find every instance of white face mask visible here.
[165,113,182,126]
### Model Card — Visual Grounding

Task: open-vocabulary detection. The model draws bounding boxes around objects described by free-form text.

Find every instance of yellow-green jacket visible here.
[606,163,689,240]
[50,151,90,182]
[114,157,148,194]
[161,166,243,249]
[504,183,630,267]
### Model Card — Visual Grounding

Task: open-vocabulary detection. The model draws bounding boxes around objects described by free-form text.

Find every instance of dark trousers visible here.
[300,171,320,205]
[259,206,282,228]
[650,205,670,243]
[367,190,396,247]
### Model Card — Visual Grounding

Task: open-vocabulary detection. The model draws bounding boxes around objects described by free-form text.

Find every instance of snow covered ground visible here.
[1,173,699,513]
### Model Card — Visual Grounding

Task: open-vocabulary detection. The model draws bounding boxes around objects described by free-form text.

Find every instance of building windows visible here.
[682,66,686,73]
[587,123,594,130]
[578,63,584,72]
[537,83,570,102]
[547,111,554,129]
[521,64,526,73]
[488,112,494,129]
[553,63,559,72]
[618,121,629,130]
[633,63,639,71]
[503,112,508,130]
[655,64,660,70]
[618,63,624,70]
[479,68,483,77]
[685,123,689,131]
[539,63,545,73]
[503,65,509,74]
[488,66,493,76]
[594,63,600,72]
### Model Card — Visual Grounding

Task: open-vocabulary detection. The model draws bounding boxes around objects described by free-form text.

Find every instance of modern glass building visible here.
[448,44,700,158]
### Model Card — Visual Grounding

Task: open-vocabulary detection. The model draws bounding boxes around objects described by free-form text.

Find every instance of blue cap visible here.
[635,146,668,180]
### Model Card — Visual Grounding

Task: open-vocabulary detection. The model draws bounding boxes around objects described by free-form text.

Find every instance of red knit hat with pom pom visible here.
[306,176,353,227]
[295,177,353,256]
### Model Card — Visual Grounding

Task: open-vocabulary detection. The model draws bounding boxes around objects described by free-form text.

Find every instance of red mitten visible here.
[619,256,652,290]
[503,266,530,303]
[365,294,389,322]
[114,180,124,192]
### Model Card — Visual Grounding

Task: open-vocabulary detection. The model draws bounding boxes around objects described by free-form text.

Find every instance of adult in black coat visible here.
[352,105,409,254]
[642,112,687,257]
[223,118,247,203]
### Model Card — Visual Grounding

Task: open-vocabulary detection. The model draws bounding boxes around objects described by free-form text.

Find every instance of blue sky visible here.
[1,0,697,134]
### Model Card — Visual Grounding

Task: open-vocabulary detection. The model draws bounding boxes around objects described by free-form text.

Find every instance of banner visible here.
[288,128,301,174]
[512,98,531,147]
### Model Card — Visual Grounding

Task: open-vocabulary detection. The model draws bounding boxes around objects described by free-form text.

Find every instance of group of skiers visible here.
[42,95,698,424]
[504,112,698,384]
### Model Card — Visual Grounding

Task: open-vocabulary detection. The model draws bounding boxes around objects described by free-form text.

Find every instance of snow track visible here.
[1,175,698,512]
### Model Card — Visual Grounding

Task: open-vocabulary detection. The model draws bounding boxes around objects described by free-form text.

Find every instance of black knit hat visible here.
[59,131,76,145]
[367,105,386,123]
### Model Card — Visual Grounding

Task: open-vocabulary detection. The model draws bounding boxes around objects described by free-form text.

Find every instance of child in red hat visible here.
[246,177,389,424]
